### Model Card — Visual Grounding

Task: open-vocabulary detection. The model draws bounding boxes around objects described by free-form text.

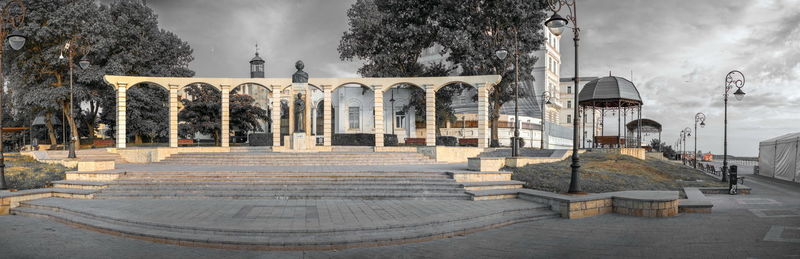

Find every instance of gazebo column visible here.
[115,83,128,149]
[323,85,332,146]
[169,84,179,148]
[477,83,489,148]
[373,85,384,147]
[424,84,435,147]
[271,86,282,147]
[220,85,231,147]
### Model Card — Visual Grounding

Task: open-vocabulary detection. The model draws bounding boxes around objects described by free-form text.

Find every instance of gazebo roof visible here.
[578,76,642,108]
[626,118,662,132]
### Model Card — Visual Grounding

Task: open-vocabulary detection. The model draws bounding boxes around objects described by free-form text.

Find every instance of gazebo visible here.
[626,119,662,150]
[577,76,643,148]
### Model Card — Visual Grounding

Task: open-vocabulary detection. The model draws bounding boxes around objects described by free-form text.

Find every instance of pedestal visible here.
[291,133,306,150]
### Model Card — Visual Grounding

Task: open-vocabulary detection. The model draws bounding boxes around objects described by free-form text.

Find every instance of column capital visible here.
[116,82,128,89]
[321,85,334,91]
[169,84,180,90]
[423,84,435,90]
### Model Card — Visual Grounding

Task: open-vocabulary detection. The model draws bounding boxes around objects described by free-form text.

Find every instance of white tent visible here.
[758,132,800,183]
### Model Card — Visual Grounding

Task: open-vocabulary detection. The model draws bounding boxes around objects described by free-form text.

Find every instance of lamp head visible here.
[733,88,745,101]
[544,13,568,36]
[79,56,90,70]
[495,48,508,60]
[6,29,25,50]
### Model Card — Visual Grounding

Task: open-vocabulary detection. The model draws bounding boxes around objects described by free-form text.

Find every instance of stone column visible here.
[424,84,436,146]
[477,83,489,148]
[271,86,282,147]
[288,87,295,134]
[323,85,333,146]
[305,86,312,137]
[169,84,179,148]
[373,85,384,147]
[115,83,128,149]
[220,85,231,147]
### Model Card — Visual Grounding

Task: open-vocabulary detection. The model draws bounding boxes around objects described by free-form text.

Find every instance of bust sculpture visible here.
[292,60,308,83]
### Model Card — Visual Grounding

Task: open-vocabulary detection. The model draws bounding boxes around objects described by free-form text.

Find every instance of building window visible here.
[567,86,572,94]
[348,106,360,129]
[567,101,572,108]
[567,115,572,124]
[395,111,406,128]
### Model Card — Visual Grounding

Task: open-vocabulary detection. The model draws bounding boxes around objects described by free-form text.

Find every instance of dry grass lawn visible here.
[3,154,72,190]
[511,152,726,193]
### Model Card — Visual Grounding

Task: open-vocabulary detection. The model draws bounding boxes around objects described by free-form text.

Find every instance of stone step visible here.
[466,189,521,201]
[118,173,451,179]
[112,177,455,183]
[92,192,473,200]
[103,181,462,187]
[11,199,556,249]
[122,171,450,176]
[52,180,110,190]
[100,185,465,192]
[461,181,525,191]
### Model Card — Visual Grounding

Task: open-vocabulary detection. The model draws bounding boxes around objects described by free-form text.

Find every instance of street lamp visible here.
[0,0,26,191]
[681,127,691,165]
[540,91,552,149]
[693,112,706,168]
[59,38,91,159]
[545,0,582,193]
[722,70,745,182]
[495,46,521,156]
[389,88,395,135]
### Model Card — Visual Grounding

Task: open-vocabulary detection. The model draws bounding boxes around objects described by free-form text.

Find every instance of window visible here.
[348,106,360,129]
[567,86,572,94]
[567,115,572,124]
[567,101,572,108]
[395,111,406,128]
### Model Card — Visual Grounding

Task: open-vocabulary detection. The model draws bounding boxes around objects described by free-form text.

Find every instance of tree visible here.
[178,84,221,145]
[126,84,168,143]
[650,138,661,151]
[339,0,548,146]
[230,88,269,134]
[6,0,194,149]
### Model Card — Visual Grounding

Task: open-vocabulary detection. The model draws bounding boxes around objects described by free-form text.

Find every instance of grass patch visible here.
[511,152,726,193]
[3,153,73,190]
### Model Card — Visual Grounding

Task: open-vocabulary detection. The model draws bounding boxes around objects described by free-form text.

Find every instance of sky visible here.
[139,0,799,157]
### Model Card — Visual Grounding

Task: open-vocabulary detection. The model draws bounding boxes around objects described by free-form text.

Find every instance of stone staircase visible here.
[55,170,472,200]
[157,151,439,166]
[40,149,128,163]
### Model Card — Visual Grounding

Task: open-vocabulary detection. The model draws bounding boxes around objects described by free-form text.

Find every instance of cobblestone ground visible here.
[1,172,798,258]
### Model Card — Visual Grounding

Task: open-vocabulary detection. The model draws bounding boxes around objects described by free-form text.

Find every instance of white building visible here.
[559,77,602,148]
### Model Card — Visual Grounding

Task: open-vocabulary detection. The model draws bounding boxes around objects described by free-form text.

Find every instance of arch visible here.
[433,80,478,92]
[281,83,322,92]
[125,82,170,146]
[177,82,223,146]
[231,82,272,93]
[130,81,169,91]
[383,82,424,92]
[229,83,272,146]
[332,82,375,92]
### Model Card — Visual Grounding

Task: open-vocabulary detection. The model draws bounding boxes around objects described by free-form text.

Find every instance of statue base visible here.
[284,133,315,151]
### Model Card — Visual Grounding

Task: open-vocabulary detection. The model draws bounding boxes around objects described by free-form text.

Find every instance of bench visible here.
[459,138,478,147]
[404,138,426,145]
[178,139,195,146]
[92,139,115,148]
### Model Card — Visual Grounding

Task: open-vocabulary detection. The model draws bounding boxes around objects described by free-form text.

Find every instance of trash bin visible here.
[729,165,738,195]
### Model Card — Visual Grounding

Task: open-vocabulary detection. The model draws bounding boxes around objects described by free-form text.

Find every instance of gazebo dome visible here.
[578,76,642,107]
[250,52,265,63]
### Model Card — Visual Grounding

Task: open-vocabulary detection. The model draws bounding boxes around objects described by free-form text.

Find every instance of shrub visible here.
[436,136,458,146]
[333,133,375,146]
[248,133,273,146]
[384,134,398,146]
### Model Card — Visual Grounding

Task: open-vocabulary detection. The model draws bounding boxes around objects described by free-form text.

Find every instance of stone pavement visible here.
[1,173,798,258]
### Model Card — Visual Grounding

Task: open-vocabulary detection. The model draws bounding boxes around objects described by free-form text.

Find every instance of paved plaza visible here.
[2,170,798,258]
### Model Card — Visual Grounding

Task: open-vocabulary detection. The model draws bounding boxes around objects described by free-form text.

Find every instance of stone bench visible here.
[77,159,115,172]
[467,157,506,172]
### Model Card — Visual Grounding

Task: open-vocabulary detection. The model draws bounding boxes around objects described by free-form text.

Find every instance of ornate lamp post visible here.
[59,37,91,159]
[495,47,522,155]
[389,88,395,135]
[680,128,691,165]
[540,91,552,149]
[545,0,581,193]
[722,70,745,182]
[693,112,706,168]
[0,0,26,190]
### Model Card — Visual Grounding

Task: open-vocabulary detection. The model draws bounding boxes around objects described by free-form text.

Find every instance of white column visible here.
[323,85,332,146]
[424,84,435,146]
[169,84,179,148]
[115,83,127,149]
[477,83,489,148]
[373,85,384,147]
[220,85,230,147]
[271,86,282,146]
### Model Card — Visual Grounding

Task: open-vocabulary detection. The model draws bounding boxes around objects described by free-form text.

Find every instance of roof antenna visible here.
[255,43,260,56]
